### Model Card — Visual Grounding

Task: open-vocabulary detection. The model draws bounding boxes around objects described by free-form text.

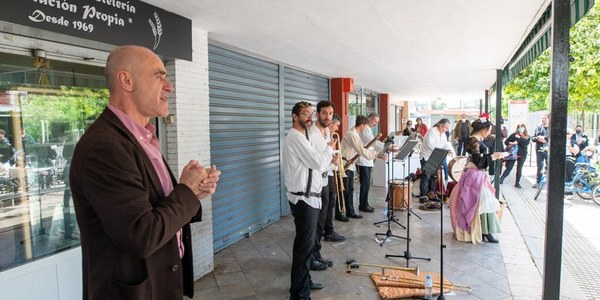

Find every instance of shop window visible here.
[0,52,106,271]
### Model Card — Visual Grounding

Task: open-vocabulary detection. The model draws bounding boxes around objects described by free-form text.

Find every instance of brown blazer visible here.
[70,108,202,299]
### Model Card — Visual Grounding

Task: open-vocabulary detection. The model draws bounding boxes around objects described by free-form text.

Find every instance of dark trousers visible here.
[419,158,437,196]
[325,176,336,236]
[289,200,319,299]
[342,169,355,214]
[313,184,329,260]
[356,165,372,208]
[500,155,527,184]
[457,138,468,156]
[536,150,548,183]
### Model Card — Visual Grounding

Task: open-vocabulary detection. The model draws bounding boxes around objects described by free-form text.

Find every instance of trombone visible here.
[331,132,346,215]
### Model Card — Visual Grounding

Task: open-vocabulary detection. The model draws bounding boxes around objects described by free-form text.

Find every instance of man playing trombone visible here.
[283,101,337,299]
[324,114,347,241]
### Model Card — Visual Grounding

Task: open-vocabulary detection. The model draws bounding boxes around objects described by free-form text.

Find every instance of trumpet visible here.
[331,133,346,215]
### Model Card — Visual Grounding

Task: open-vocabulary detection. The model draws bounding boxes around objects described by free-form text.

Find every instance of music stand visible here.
[374,141,407,246]
[424,148,450,300]
[385,140,431,264]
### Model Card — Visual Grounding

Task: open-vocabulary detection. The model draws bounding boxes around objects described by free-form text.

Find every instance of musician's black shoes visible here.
[309,281,324,290]
[317,257,334,267]
[335,214,349,222]
[482,234,499,243]
[348,212,363,219]
[515,183,522,188]
[359,206,374,212]
[310,260,328,271]
[324,232,346,242]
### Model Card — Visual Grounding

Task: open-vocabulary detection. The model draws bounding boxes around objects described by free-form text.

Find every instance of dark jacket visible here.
[70,108,202,300]
[532,125,549,151]
[504,133,531,157]
[453,120,471,140]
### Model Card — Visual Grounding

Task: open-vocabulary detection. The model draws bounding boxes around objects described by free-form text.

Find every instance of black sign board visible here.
[0,0,192,61]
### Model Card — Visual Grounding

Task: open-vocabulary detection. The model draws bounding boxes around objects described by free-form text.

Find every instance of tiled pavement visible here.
[189,162,599,299]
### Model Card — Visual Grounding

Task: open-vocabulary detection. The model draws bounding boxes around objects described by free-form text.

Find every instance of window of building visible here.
[0,52,107,271]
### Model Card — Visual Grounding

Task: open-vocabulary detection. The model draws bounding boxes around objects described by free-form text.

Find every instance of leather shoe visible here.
[498,177,504,184]
[359,206,374,212]
[309,281,324,290]
[324,231,346,242]
[335,214,349,222]
[533,183,538,189]
[515,183,522,188]
[348,212,363,219]
[317,257,334,267]
[310,260,328,271]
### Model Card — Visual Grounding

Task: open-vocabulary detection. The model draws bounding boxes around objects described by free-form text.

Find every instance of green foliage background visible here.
[20,87,108,143]
[504,3,600,116]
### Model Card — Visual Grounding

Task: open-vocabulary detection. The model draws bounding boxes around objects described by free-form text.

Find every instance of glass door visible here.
[0,52,107,271]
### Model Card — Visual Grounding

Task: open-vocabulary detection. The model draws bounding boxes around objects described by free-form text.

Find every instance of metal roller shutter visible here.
[209,45,281,251]
[209,45,330,250]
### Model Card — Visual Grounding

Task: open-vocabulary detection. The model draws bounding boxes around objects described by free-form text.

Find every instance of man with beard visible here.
[283,101,337,299]
[307,101,344,271]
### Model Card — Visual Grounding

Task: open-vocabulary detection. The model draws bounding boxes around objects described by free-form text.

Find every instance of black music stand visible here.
[384,140,432,264]
[375,139,407,246]
[424,148,450,300]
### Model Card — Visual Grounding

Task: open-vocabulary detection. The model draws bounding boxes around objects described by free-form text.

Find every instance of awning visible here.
[491,0,595,91]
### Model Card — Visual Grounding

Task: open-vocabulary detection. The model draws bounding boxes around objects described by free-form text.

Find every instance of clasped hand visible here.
[180,160,221,200]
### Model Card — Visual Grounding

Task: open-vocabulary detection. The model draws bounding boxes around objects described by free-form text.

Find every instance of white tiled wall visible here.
[165,27,214,279]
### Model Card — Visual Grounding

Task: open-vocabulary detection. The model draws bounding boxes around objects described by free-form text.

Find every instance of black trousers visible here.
[325,176,336,236]
[536,150,548,184]
[356,165,372,208]
[313,184,329,260]
[342,169,356,214]
[289,200,319,299]
[419,158,437,196]
[500,155,527,184]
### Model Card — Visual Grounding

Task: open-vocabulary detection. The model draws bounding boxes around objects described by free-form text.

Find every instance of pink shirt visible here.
[108,105,184,258]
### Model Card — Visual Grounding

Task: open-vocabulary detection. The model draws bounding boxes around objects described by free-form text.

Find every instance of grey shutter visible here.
[209,45,281,251]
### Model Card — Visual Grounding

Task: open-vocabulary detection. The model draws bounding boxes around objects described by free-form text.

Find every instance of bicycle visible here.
[534,162,600,205]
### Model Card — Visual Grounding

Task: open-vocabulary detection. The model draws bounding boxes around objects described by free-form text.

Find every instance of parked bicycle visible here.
[534,162,600,205]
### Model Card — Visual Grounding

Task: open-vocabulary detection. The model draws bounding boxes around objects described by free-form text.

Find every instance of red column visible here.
[331,78,350,139]
[379,94,389,138]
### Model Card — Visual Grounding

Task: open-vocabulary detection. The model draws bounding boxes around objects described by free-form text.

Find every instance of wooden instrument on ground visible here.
[344,133,382,170]
[387,179,412,210]
[448,156,469,182]
[331,133,346,214]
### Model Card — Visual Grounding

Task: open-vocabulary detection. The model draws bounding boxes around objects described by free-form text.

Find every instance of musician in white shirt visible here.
[341,115,381,219]
[282,101,336,299]
[356,113,385,212]
[418,118,454,202]
[307,101,337,271]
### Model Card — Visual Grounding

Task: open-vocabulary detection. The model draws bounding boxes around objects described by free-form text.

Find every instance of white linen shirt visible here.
[283,127,334,209]
[356,125,384,167]
[419,126,452,160]
[341,128,379,172]
[308,125,332,187]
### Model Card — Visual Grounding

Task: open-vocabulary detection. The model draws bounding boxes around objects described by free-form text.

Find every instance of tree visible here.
[504,3,600,127]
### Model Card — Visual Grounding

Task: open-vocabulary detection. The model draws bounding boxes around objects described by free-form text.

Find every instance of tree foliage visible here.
[21,86,108,143]
[504,3,600,115]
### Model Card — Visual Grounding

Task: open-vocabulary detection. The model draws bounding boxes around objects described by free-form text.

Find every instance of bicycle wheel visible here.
[592,183,600,206]
[576,182,593,199]
[534,181,546,201]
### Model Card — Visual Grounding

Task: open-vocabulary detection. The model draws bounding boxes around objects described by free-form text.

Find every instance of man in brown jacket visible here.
[70,45,220,299]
